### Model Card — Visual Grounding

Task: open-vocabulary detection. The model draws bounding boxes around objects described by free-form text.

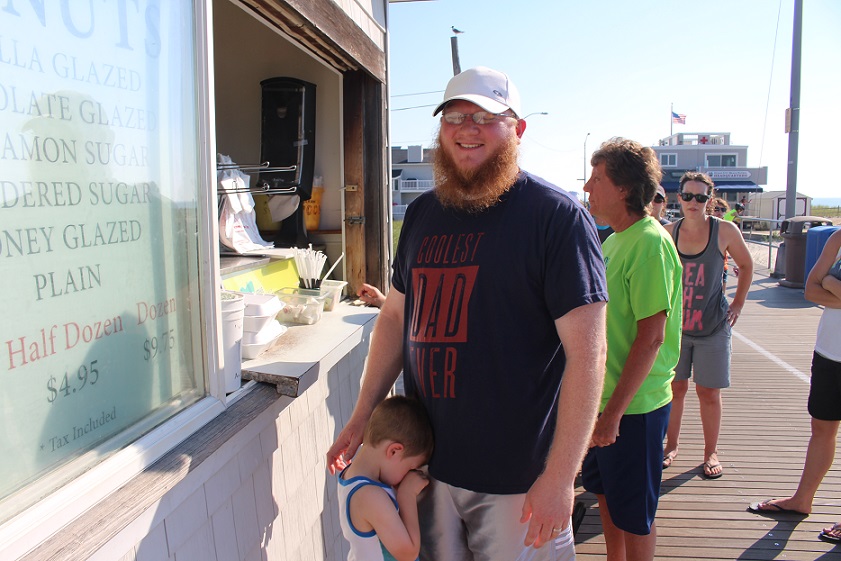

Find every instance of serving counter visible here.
[242,302,378,397]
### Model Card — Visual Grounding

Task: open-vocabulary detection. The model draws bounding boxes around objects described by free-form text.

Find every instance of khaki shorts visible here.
[675,322,732,389]
[418,476,575,561]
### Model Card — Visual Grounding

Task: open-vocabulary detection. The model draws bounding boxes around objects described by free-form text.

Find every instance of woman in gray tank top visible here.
[661,172,754,479]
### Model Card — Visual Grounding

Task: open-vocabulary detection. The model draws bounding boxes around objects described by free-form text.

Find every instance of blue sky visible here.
[387,0,841,201]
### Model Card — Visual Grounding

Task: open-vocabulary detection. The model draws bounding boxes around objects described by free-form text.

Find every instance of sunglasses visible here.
[714,207,727,212]
[679,192,710,203]
[442,111,517,125]
[653,195,665,203]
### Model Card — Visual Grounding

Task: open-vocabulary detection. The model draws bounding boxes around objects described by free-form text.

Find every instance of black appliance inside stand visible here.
[259,77,316,247]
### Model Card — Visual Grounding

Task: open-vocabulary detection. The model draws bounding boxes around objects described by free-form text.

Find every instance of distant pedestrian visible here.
[651,184,671,226]
[723,203,745,224]
[708,198,733,291]
[662,172,754,479]
[748,229,841,545]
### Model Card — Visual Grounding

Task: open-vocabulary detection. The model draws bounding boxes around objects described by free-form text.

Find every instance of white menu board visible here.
[0,0,205,513]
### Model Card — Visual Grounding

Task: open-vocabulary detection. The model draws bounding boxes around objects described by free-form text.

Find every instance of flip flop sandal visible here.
[702,461,723,479]
[819,523,841,544]
[747,500,806,515]
[662,451,677,469]
[571,501,586,537]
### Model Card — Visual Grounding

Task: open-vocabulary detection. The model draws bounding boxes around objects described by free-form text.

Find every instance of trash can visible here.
[805,225,841,280]
[779,216,833,288]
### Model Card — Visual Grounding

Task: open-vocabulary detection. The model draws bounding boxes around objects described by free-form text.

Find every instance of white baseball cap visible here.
[432,66,522,118]
[656,184,667,199]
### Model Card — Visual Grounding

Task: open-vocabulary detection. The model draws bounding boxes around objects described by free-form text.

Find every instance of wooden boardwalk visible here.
[574,272,841,560]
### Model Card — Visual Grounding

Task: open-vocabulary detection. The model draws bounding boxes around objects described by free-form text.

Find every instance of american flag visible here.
[672,111,686,124]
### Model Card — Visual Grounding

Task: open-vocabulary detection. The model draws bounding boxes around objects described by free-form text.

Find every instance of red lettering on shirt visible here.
[682,262,707,331]
[409,266,476,343]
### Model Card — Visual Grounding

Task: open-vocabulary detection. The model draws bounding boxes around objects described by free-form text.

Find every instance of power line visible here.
[759,0,784,169]
[391,90,444,98]
[391,103,439,112]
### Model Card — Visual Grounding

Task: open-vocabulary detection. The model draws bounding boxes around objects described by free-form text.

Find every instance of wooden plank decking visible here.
[573,273,841,560]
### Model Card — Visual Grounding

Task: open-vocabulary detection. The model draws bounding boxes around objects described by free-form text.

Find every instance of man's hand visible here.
[325,416,366,475]
[520,473,573,549]
[590,411,620,448]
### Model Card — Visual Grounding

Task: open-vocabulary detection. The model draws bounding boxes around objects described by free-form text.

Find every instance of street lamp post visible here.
[450,27,464,75]
[450,36,461,75]
[581,132,590,202]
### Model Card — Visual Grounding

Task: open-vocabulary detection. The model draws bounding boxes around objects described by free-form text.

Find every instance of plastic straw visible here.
[321,253,344,281]
[293,245,328,289]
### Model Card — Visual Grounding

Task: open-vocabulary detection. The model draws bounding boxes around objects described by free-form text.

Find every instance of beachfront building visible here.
[391,145,434,218]
[753,190,813,220]
[654,132,767,215]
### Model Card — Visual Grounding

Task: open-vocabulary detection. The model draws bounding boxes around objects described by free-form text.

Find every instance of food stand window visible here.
[0,1,208,522]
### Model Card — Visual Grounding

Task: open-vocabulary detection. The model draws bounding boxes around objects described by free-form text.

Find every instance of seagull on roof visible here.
[451,26,464,34]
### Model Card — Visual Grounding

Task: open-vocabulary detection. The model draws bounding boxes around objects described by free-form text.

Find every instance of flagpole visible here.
[670,103,673,136]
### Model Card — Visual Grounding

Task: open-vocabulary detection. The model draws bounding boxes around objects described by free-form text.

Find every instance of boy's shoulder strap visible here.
[342,476,399,538]
[347,478,398,509]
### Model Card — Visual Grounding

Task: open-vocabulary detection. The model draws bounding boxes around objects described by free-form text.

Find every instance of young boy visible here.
[338,396,434,561]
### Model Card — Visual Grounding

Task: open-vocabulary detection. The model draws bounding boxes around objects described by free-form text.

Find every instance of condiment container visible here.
[274,287,326,325]
[303,279,348,312]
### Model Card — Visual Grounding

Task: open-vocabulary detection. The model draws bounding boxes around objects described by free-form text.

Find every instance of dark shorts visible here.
[808,351,841,421]
[581,403,671,535]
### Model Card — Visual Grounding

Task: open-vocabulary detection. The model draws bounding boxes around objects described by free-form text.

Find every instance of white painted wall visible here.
[92,331,371,561]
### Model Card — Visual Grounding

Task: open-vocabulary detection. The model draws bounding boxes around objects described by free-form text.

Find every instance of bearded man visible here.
[327,67,608,561]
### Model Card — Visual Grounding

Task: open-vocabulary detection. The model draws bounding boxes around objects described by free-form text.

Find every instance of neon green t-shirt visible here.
[723,209,738,222]
[601,217,683,414]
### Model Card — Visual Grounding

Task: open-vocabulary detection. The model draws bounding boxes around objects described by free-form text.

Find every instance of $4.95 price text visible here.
[44,329,176,403]
[47,360,100,403]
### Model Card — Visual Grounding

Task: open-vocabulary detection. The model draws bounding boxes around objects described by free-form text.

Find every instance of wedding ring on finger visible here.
[551,527,563,535]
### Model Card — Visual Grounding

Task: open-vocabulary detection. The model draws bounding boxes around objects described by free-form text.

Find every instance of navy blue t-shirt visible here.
[392,172,608,494]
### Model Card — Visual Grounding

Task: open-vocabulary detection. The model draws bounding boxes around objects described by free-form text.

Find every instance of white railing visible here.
[399,179,434,192]
[392,204,408,217]
[740,217,784,274]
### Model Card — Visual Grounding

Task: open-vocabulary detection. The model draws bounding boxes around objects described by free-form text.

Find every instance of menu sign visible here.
[0,1,204,510]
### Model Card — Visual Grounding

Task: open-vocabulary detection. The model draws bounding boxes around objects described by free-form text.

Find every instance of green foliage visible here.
[812,205,841,219]
[393,218,403,250]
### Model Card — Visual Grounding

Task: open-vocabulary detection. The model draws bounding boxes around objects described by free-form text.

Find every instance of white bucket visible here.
[221,291,245,393]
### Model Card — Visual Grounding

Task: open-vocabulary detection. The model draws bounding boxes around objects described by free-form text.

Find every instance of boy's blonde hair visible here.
[364,396,434,460]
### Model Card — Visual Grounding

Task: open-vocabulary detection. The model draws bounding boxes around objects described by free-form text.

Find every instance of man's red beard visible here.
[431,129,521,213]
